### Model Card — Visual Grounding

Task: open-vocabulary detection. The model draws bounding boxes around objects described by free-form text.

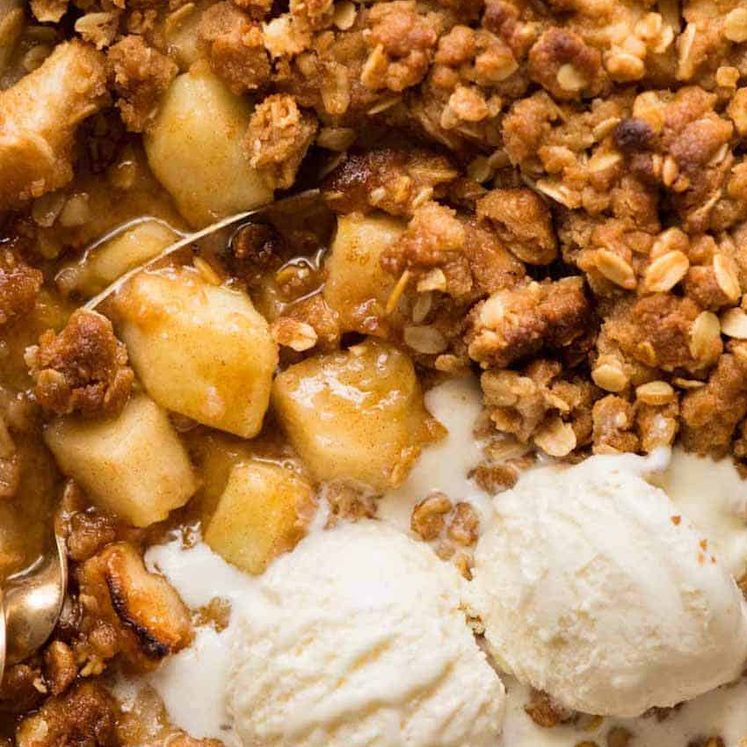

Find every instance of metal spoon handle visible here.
[83,189,322,312]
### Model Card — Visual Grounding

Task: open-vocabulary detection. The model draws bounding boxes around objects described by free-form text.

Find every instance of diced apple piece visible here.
[115,266,278,438]
[144,67,272,227]
[272,339,440,490]
[204,460,315,575]
[45,394,197,527]
[323,212,405,333]
[188,431,257,520]
[58,220,179,298]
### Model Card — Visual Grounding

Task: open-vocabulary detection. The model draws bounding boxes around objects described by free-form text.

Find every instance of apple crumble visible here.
[2,0,747,743]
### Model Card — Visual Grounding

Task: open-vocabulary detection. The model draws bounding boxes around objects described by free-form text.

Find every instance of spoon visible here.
[0,532,68,683]
[83,189,323,312]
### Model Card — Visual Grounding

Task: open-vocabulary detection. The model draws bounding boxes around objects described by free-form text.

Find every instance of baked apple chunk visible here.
[45,394,197,527]
[323,213,405,334]
[272,339,441,490]
[114,266,278,438]
[204,460,315,575]
[144,66,272,227]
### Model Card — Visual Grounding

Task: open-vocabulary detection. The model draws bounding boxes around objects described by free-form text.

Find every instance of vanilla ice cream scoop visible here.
[471,454,747,718]
[227,521,505,746]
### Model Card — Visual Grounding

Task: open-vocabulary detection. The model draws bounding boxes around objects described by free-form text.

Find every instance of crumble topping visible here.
[25,309,134,419]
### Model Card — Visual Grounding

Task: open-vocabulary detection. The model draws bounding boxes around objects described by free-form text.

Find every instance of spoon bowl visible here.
[0,533,68,682]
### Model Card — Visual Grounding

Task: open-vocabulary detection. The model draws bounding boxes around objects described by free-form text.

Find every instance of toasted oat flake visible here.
[605,49,645,82]
[404,325,448,354]
[367,96,401,115]
[271,318,318,351]
[714,254,741,302]
[163,2,196,34]
[592,362,629,393]
[651,227,687,258]
[592,117,621,141]
[677,23,697,79]
[411,293,433,324]
[642,250,689,293]
[636,380,675,405]
[385,269,411,314]
[594,250,636,289]
[411,186,434,209]
[316,126,356,151]
[690,311,722,362]
[534,416,577,457]
[332,0,356,30]
[74,11,120,49]
[417,268,447,293]
[672,377,706,390]
[720,307,747,339]
[536,180,580,208]
[588,151,622,173]
[637,340,658,367]
[467,156,493,183]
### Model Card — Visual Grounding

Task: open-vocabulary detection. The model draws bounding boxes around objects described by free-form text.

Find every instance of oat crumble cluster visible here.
[1,0,747,741]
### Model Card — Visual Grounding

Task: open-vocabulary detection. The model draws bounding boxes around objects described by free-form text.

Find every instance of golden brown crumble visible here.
[198,2,270,95]
[524,688,575,728]
[467,278,590,369]
[476,187,558,265]
[410,493,479,576]
[322,480,379,527]
[245,93,319,189]
[362,1,442,93]
[16,682,119,747]
[322,148,458,216]
[107,35,178,133]
[0,249,43,327]
[411,491,453,540]
[25,309,134,418]
[76,541,193,672]
[43,641,77,697]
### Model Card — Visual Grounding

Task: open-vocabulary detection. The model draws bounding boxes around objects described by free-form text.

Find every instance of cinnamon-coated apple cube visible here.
[323,213,405,333]
[144,67,272,227]
[115,266,278,438]
[204,460,315,575]
[272,339,440,490]
[45,394,197,527]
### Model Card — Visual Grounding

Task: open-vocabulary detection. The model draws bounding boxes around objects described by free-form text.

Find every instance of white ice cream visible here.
[471,453,747,718]
[226,521,505,747]
[145,541,257,743]
[141,379,747,745]
[378,376,492,528]
[658,449,747,579]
